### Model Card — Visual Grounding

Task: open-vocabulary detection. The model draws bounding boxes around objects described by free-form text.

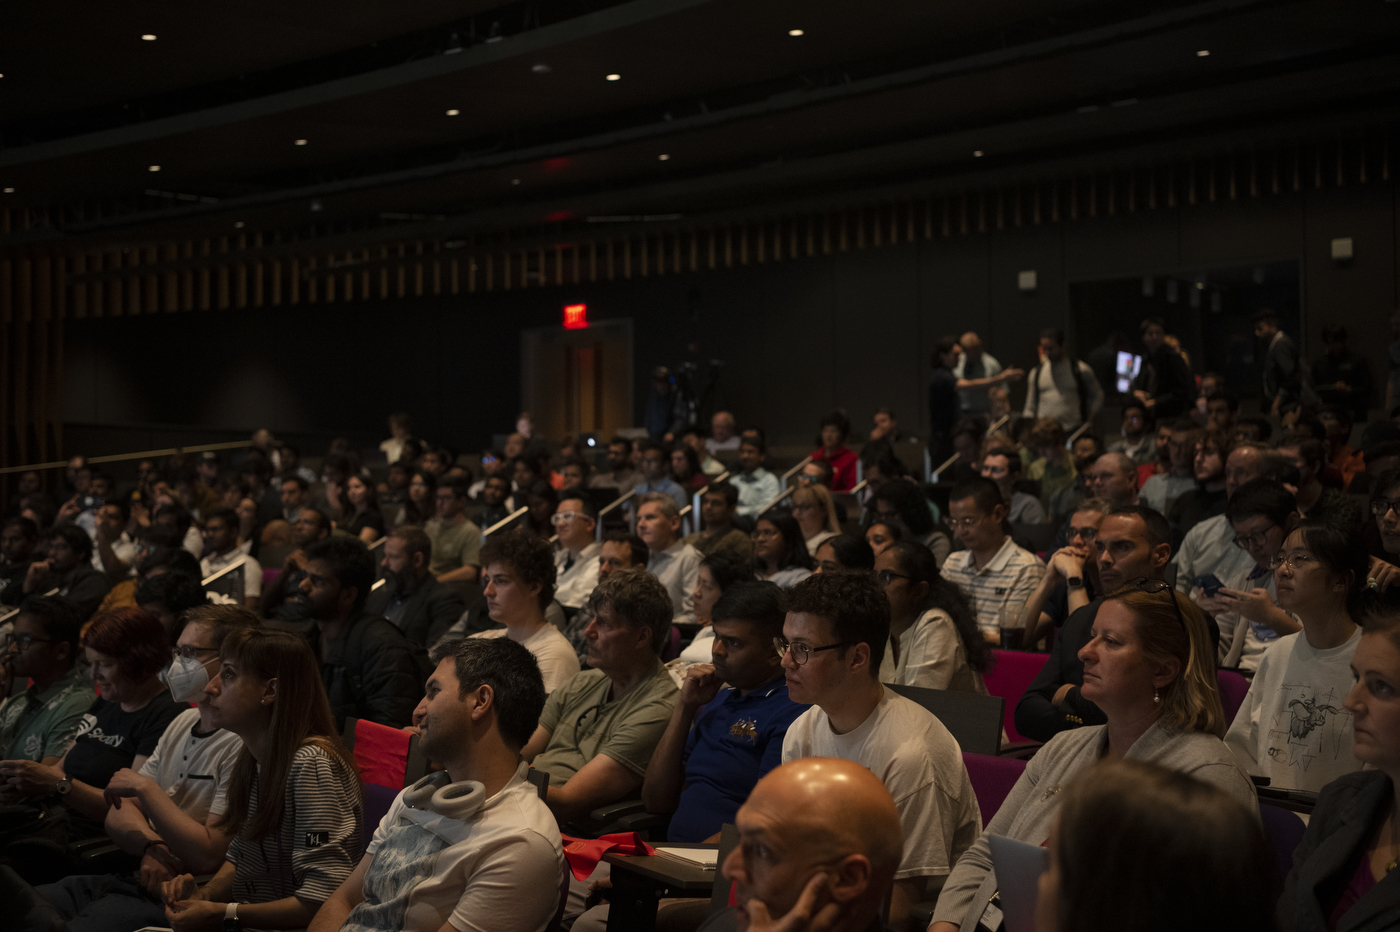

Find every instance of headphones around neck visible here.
[401,771,487,820]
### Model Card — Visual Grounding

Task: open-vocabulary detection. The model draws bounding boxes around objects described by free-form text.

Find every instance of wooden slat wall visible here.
[0,133,1392,470]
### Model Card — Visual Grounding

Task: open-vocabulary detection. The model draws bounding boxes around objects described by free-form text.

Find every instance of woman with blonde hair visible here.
[1038,759,1273,932]
[929,579,1255,932]
[159,628,362,931]
[790,482,842,557]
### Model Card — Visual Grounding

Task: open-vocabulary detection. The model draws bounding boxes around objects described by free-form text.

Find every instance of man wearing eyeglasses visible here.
[1018,499,1111,648]
[1015,505,1179,742]
[1199,479,1302,671]
[1171,441,1278,594]
[779,572,981,930]
[552,497,602,614]
[0,597,88,767]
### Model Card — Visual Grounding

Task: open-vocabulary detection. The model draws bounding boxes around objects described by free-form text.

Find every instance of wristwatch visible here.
[224,902,241,932]
[1065,576,1084,590]
[52,774,72,796]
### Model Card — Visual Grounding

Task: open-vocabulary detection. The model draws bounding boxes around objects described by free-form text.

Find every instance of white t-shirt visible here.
[471,624,580,695]
[782,686,981,882]
[679,627,715,664]
[138,707,243,824]
[1224,626,1363,791]
[879,609,987,695]
[347,764,565,932]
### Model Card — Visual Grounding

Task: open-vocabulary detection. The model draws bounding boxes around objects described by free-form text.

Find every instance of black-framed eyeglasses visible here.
[774,637,856,665]
[4,633,53,651]
[1372,500,1400,518]
[1232,525,1277,551]
[1128,577,1187,631]
[875,570,911,585]
[172,645,220,661]
[1068,526,1098,542]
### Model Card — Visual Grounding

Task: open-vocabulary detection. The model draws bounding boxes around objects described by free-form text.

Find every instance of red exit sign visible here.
[563,303,588,329]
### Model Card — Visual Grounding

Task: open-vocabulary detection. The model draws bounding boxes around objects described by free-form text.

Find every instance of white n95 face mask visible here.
[166,655,211,703]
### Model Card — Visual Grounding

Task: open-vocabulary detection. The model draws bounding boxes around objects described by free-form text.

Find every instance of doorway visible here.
[521,319,633,442]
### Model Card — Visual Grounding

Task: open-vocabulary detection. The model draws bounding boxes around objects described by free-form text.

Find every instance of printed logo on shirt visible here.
[729,717,758,745]
[305,831,329,848]
[75,716,129,749]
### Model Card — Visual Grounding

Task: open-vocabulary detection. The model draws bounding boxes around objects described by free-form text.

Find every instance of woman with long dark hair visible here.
[876,540,991,693]
[339,475,384,544]
[813,534,875,575]
[159,629,361,931]
[393,469,436,529]
[752,512,815,589]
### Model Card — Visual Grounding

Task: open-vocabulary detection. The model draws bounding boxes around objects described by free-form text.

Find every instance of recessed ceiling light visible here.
[445,109,460,116]
[511,178,521,185]
[605,73,621,81]
[0,74,5,79]
[973,150,984,157]
[2,187,13,194]
[294,138,308,146]
[531,63,551,73]
[1197,49,1210,57]
[148,165,161,171]
[142,34,157,41]
[234,221,245,229]
[658,154,670,161]
[788,28,804,36]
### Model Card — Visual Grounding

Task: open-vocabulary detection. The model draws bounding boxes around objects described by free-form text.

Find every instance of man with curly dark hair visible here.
[469,531,578,694]
[779,572,980,930]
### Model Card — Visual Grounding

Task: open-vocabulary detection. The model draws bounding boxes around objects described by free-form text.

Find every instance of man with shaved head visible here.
[701,758,902,932]
[952,332,1022,415]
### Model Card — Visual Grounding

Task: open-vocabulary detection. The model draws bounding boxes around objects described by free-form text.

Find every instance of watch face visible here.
[55,778,71,795]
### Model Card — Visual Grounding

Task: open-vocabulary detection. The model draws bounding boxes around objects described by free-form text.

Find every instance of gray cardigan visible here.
[930,719,1257,930]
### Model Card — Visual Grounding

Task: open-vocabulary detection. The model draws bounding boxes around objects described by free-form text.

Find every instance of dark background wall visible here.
[63,182,1398,458]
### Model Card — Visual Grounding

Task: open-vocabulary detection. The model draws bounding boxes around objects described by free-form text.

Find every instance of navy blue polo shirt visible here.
[668,675,808,843]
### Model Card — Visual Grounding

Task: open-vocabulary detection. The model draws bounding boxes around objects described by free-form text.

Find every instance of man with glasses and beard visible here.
[365,526,468,652]
[1015,505,1191,742]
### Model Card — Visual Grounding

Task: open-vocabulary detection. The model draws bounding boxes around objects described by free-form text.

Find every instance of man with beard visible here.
[260,507,331,620]
[21,526,111,623]
[298,537,422,728]
[309,637,565,932]
[365,525,468,652]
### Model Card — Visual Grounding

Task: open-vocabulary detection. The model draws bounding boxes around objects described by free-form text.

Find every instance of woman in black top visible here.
[339,475,384,544]
[0,606,183,847]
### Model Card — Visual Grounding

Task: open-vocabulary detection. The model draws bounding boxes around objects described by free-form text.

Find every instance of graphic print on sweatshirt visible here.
[1264,680,1352,774]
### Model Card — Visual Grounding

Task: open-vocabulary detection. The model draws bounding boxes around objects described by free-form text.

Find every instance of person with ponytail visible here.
[929,579,1255,932]
[160,628,362,931]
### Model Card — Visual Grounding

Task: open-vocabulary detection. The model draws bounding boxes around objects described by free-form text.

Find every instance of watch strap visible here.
[224,902,240,932]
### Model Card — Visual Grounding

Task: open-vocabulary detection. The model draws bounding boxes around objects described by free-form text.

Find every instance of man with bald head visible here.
[702,758,902,932]
[1171,441,1279,593]
[952,332,1022,415]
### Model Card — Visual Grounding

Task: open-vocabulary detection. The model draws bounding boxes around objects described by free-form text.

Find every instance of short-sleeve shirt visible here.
[470,625,580,695]
[669,677,808,843]
[201,550,263,601]
[782,687,981,881]
[941,537,1046,639]
[138,707,243,824]
[425,518,483,577]
[0,665,92,762]
[227,742,362,907]
[64,690,186,791]
[345,763,565,932]
[532,661,679,784]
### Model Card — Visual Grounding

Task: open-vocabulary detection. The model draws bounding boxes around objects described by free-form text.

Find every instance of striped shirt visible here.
[227,743,362,907]
[941,537,1045,638]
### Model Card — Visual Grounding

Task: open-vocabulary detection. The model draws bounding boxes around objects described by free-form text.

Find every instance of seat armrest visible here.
[587,799,648,824]
[998,741,1042,760]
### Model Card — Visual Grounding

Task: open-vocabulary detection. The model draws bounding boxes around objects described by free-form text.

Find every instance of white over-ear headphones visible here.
[401,772,487,820]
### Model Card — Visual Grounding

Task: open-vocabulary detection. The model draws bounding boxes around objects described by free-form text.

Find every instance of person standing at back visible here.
[1023,328,1104,432]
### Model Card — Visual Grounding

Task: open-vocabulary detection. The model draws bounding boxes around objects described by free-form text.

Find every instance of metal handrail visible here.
[595,488,638,541]
[849,479,869,496]
[367,536,387,552]
[779,456,814,491]
[483,507,529,537]
[757,485,795,515]
[0,439,253,476]
[986,414,1011,435]
[931,452,962,481]
[689,471,732,535]
[201,555,249,587]
[1065,422,1092,447]
[0,587,59,625]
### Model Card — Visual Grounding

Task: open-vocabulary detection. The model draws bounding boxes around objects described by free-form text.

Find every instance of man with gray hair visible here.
[706,411,741,454]
[953,331,1022,414]
[520,570,679,824]
[636,492,703,624]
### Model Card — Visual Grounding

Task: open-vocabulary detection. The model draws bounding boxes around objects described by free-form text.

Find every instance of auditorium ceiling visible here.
[2,0,1397,253]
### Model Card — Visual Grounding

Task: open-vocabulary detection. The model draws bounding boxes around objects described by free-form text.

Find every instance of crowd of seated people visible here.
[0,313,1399,931]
